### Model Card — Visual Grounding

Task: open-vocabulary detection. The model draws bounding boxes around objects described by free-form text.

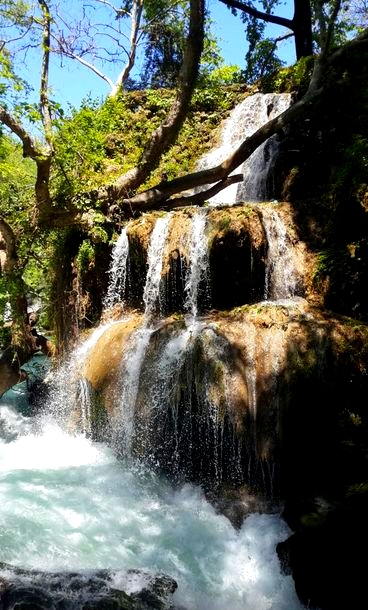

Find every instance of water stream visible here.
[196,93,292,204]
[0,404,304,610]
[184,210,211,320]
[261,206,300,301]
[104,226,130,310]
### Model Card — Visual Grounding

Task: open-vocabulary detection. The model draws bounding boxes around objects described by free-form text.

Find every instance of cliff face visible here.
[63,61,368,608]
[73,204,368,508]
[271,49,368,322]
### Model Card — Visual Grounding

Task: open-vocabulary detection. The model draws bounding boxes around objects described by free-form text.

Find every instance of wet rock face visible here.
[208,207,267,309]
[81,304,368,499]
[106,203,312,317]
[277,489,368,610]
[0,564,177,610]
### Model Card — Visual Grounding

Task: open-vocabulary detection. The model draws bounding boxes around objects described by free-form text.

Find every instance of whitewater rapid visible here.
[0,402,304,610]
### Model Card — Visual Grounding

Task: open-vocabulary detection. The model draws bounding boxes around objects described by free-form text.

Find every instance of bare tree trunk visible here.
[293,0,313,59]
[110,0,144,96]
[219,0,313,60]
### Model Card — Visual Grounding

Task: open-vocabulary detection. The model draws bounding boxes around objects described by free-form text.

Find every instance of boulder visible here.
[0,564,177,610]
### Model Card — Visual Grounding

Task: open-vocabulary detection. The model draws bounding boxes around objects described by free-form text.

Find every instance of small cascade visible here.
[45,320,121,432]
[196,92,292,205]
[143,214,172,322]
[115,213,172,454]
[184,210,211,319]
[77,377,92,437]
[104,227,130,309]
[115,325,153,455]
[261,206,302,301]
[133,322,247,485]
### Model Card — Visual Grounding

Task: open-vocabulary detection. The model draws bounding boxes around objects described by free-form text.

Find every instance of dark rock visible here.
[0,565,177,610]
[277,488,368,609]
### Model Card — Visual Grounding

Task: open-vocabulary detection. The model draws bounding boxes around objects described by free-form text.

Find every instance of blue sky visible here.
[211,0,295,68]
[6,0,295,113]
[47,0,296,109]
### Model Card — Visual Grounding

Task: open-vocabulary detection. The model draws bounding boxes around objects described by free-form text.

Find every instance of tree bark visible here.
[95,0,205,202]
[218,0,313,60]
[293,0,313,59]
[117,28,368,213]
[0,218,30,361]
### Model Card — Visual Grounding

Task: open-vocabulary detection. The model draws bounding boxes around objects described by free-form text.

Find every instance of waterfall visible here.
[196,93,292,205]
[115,325,153,455]
[184,210,211,319]
[77,377,92,437]
[261,206,301,301]
[115,214,172,454]
[104,227,130,310]
[0,93,323,610]
[143,214,172,322]
[43,320,121,432]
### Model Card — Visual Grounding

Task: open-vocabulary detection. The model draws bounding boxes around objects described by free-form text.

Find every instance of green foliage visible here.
[242,38,285,85]
[331,135,368,193]
[138,0,186,89]
[53,85,244,198]
[76,240,95,274]
[260,55,314,94]
[0,134,35,220]
[0,276,11,349]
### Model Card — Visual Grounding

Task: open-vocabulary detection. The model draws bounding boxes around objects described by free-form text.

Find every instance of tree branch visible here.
[55,43,116,91]
[218,0,293,30]
[0,106,41,159]
[94,0,205,200]
[159,174,244,210]
[110,0,144,96]
[38,0,53,153]
[119,88,324,211]
[0,217,17,273]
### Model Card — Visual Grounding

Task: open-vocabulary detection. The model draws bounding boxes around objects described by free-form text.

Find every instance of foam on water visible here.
[0,413,304,610]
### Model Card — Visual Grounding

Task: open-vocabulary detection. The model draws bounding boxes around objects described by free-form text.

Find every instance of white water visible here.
[261,207,300,301]
[0,407,305,610]
[143,214,172,322]
[104,227,130,310]
[46,320,122,430]
[184,211,211,319]
[196,93,292,205]
[116,325,154,454]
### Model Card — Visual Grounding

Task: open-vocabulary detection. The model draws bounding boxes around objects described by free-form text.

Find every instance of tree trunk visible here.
[293,0,313,59]
[0,218,31,362]
[95,0,205,202]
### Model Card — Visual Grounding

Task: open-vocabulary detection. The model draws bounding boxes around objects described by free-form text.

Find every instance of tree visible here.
[1,0,368,365]
[0,0,205,359]
[218,0,313,63]
[217,0,365,83]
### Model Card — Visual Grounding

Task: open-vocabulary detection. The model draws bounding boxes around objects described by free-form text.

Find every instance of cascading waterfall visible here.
[0,94,313,610]
[115,214,172,454]
[143,214,172,322]
[104,226,130,310]
[261,206,301,301]
[196,92,292,205]
[184,210,211,319]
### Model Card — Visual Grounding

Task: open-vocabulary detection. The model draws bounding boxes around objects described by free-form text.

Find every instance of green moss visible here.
[89,384,110,442]
[53,87,244,203]
[300,512,327,528]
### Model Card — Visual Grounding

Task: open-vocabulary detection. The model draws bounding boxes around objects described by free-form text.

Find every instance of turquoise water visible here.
[0,404,304,610]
